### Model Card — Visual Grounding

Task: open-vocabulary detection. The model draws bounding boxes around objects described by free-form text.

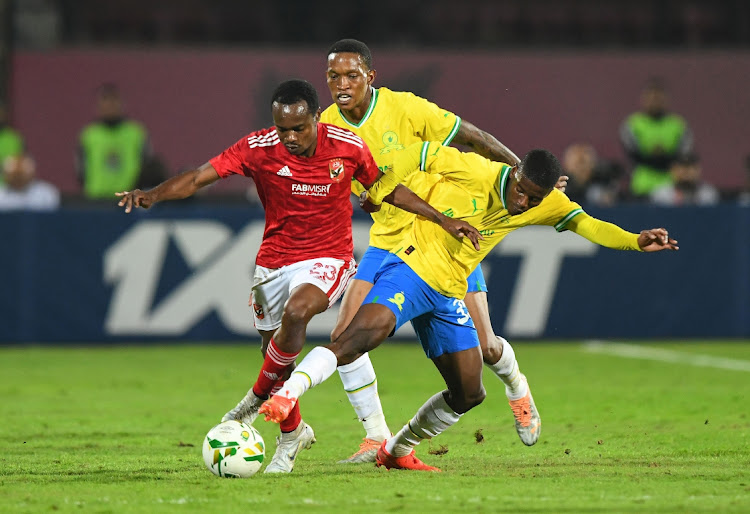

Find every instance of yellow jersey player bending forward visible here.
[260,144,677,471]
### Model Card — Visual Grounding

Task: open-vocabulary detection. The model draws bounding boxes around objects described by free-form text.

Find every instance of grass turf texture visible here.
[1,342,748,513]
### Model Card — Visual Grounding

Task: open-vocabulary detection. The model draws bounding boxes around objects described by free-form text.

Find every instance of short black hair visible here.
[326,39,373,70]
[519,149,562,190]
[271,79,319,113]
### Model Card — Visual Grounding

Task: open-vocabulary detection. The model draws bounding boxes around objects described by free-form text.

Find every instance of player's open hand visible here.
[359,191,381,213]
[555,175,569,193]
[116,189,153,213]
[638,228,679,252]
[439,217,484,250]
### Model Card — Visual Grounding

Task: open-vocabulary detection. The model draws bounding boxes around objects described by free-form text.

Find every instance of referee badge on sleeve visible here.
[329,158,345,182]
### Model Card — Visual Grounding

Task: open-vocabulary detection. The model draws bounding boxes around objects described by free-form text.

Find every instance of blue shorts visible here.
[467,265,487,293]
[364,254,479,359]
[356,245,488,293]
[354,246,391,283]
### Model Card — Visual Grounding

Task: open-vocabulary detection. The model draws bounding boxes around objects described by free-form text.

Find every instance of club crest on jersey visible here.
[253,303,264,320]
[329,158,345,182]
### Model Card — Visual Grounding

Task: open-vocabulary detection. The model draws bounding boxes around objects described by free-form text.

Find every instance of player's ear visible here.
[314,108,322,121]
[367,68,377,86]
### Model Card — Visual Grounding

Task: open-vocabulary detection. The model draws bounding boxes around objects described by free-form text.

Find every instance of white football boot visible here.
[264,421,316,474]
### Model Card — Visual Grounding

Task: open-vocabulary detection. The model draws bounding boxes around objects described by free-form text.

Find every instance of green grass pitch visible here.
[1,341,749,512]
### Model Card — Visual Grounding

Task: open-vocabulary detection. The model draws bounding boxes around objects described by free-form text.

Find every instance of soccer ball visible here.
[202,420,265,478]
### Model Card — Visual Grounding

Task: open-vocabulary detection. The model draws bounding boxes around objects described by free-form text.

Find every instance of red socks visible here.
[253,338,301,432]
[252,339,299,397]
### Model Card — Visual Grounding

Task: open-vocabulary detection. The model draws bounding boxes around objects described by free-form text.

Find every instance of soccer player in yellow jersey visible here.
[260,145,678,471]
[320,38,560,462]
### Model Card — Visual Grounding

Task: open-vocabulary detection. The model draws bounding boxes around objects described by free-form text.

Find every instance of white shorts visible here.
[250,257,356,331]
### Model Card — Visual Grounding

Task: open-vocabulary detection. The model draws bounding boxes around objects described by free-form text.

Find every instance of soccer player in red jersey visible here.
[116,79,480,473]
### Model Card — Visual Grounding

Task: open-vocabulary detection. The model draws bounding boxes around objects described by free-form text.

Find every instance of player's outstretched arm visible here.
[566,213,678,252]
[637,228,679,252]
[116,162,220,213]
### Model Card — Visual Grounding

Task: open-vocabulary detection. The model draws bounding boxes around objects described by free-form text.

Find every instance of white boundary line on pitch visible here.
[582,340,750,372]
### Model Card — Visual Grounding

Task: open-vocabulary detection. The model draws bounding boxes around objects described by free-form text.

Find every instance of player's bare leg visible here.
[332,279,391,463]
[260,303,396,423]
[222,329,316,474]
[228,285,328,473]
[379,346,485,472]
[464,290,541,445]
[261,285,328,472]
[463,291,502,364]
[331,278,373,341]
[251,283,329,400]
[273,283,330,353]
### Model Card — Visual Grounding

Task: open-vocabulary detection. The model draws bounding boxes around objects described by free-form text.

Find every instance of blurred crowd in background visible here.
[13,0,750,49]
[2,0,750,211]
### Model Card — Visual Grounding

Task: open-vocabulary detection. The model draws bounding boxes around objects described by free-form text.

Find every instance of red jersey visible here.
[209,123,380,268]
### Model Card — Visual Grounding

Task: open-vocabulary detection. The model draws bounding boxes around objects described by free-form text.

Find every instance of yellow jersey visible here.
[387,142,641,298]
[320,87,461,250]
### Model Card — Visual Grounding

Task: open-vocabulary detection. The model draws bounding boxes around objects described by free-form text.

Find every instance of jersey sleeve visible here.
[523,189,587,230]
[565,213,642,251]
[367,142,425,204]
[209,136,253,179]
[352,141,380,189]
[350,178,366,197]
[420,142,465,174]
[369,141,498,204]
[405,93,462,145]
[516,189,585,232]
[420,142,498,184]
[530,190,639,250]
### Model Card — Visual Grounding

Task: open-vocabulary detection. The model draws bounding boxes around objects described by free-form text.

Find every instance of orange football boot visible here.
[375,441,441,472]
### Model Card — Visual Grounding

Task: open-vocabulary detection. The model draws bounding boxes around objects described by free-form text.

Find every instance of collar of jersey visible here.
[498,164,512,210]
[337,87,378,128]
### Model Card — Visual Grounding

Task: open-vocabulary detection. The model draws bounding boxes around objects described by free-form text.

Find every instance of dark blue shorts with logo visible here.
[362,253,480,359]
